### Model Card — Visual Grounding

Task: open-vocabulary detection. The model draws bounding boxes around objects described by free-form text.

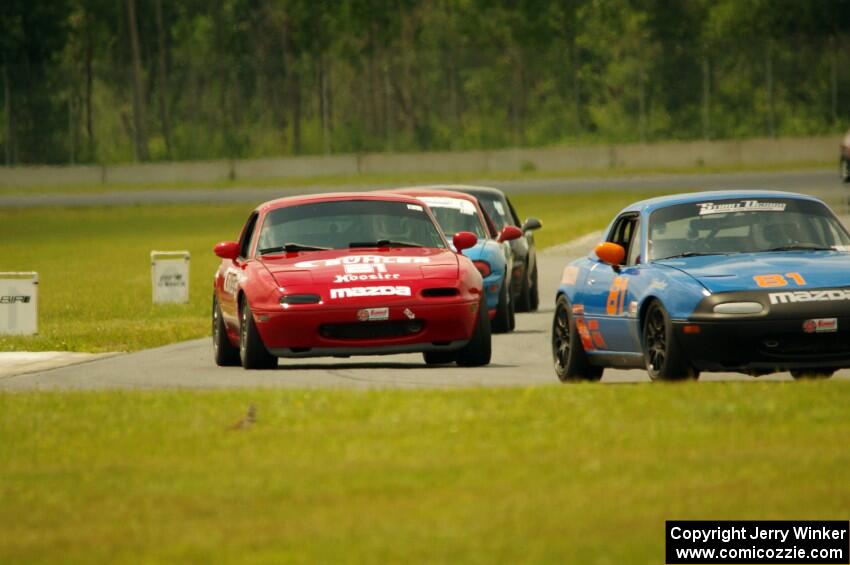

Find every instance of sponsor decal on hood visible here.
[294,255,431,268]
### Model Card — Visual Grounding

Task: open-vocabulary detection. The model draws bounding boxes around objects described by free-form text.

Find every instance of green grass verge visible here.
[0,192,669,353]
[0,159,831,196]
[1,383,849,563]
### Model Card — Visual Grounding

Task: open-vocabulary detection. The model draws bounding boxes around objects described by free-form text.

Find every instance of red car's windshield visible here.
[257,200,447,253]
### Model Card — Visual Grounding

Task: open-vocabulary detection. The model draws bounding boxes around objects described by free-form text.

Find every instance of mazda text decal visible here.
[330,286,412,299]
[769,289,850,304]
[698,200,787,215]
[295,256,430,268]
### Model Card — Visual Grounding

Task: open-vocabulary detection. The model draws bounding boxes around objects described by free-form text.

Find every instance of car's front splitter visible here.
[253,299,479,354]
[674,317,850,373]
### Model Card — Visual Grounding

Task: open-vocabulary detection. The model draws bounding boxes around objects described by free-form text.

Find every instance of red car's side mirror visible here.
[498,225,523,243]
[453,231,478,251]
[214,241,240,260]
[595,242,625,266]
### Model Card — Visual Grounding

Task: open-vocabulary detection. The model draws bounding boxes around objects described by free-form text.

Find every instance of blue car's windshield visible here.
[649,198,850,260]
[418,196,487,239]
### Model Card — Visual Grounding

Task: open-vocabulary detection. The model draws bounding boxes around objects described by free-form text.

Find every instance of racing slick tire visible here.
[642,300,699,381]
[841,158,850,183]
[213,295,240,366]
[516,263,531,313]
[552,295,603,382]
[528,264,539,312]
[491,274,515,334]
[239,296,278,370]
[790,369,834,380]
[423,351,456,365]
[456,296,492,367]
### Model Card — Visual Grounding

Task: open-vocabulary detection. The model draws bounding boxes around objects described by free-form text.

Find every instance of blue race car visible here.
[552,190,850,381]
[390,188,522,333]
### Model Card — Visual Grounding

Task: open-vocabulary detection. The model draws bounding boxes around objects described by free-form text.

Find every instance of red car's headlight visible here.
[280,294,321,306]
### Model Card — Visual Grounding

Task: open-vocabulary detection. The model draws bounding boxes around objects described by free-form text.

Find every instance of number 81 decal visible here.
[607,276,629,315]
[753,272,807,288]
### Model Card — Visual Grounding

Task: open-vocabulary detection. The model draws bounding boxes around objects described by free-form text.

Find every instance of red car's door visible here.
[219,212,260,329]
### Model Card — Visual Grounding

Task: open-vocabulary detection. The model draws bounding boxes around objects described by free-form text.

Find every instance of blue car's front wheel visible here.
[552,296,602,382]
[642,300,698,381]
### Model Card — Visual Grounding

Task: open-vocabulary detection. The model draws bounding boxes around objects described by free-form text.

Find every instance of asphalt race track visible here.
[4,231,850,390]
[2,168,849,389]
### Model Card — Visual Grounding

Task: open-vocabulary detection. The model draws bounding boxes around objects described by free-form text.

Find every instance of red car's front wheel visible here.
[239,297,278,370]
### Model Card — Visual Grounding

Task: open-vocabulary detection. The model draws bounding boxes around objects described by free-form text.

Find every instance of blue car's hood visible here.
[460,241,492,262]
[656,251,850,293]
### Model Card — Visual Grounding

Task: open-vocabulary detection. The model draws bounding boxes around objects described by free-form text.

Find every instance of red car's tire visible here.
[212,295,240,366]
[423,351,456,365]
[239,297,278,370]
[456,296,492,367]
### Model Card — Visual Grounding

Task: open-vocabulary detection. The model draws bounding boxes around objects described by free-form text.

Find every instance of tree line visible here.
[1,0,849,165]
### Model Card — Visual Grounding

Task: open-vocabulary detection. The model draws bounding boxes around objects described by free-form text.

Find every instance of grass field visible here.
[0,159,829,196]
[1,383,848,563]
[0,191,667,353]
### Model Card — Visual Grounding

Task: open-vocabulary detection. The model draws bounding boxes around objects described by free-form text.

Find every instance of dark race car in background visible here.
[212,193,491,369]
[449,185,542,312]
[841,127,850,182]
[553,190,850,382]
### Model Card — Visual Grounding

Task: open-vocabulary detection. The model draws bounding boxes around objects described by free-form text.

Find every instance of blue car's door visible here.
[575,214,643,353]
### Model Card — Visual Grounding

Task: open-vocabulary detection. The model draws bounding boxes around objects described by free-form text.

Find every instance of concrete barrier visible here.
[0,135,841,188]
[0,164,104,187]
[106,160,233,185]
[236,154,358,179]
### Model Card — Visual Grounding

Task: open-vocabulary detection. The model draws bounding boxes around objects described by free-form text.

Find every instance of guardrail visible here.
[0,135,841,188]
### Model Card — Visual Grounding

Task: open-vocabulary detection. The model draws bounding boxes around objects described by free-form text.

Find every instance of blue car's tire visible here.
[642,300,698,381]
[552,296,602,382]
[491,274,515,333]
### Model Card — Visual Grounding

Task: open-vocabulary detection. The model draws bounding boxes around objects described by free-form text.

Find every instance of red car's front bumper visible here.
[252,299,479,358]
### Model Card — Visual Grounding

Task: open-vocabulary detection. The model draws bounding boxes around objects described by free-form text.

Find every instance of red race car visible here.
[212,193,491,369]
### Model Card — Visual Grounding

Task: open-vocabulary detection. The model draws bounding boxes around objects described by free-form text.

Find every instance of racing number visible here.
[753,272,807,288]
[606,276,629,316]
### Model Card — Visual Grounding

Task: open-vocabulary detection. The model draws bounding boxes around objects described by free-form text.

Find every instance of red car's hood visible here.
[261,247,459,287]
